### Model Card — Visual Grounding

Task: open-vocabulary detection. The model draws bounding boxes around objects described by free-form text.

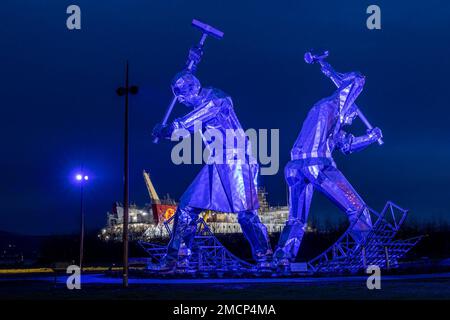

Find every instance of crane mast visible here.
[143,170,160,204]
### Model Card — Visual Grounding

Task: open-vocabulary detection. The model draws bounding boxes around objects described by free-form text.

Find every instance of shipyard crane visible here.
[143,170,213,224]
[143,170,178,224]
[143,170,160,204]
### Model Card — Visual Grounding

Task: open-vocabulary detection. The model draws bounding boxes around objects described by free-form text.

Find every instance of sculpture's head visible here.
[338,72,365,125]
[171,71,202,107]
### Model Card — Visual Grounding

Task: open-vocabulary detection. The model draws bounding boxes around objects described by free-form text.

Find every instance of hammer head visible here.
[304,50,329,64]
[192,19,224,39]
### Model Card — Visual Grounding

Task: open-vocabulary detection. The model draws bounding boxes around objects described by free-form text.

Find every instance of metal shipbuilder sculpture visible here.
[152,46,272,271]
[274,51,383,270]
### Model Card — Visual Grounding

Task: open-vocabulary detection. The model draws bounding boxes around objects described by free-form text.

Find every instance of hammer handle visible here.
[356,108,384,145]
[317,60,383,145]
[152,95,176,143]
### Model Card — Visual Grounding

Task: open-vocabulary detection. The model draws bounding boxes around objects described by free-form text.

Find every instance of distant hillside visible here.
[0,230,15,237]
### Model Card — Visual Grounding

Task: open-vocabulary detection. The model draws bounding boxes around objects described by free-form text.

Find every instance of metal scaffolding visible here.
[139,201,422,275]
[139,215,255,273]
[307,201,423,273]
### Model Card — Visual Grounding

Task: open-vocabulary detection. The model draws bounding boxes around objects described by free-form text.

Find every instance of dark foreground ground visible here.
[1,273,449,300]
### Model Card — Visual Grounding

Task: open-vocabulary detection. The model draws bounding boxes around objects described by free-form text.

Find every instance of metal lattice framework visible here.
[139,201,422,275]
[307,201,423,273]
[139,215,255,273]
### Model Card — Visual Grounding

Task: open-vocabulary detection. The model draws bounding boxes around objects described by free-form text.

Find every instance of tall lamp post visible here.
[116,61,138,288]
[75,173,89,270]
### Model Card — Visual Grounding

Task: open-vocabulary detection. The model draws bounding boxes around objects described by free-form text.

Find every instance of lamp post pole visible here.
[79,180,84,270]
[75,173,89,270]
[116,61,138,288]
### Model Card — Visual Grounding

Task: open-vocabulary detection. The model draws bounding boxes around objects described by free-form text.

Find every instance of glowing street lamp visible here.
[76,174,88,181]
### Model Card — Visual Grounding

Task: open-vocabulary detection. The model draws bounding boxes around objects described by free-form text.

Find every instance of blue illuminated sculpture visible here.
[152,56,272,271]
[274,51,383,270]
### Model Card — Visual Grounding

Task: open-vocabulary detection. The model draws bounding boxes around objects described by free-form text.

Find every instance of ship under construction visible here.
[99,170,294,241]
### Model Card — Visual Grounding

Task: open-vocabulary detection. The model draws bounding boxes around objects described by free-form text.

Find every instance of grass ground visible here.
[1,273,449,300]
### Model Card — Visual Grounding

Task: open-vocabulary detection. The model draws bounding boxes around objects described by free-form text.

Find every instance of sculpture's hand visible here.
[320,61,334,78]
[367,127,383,142]
[187,45,204,71]
[152,123,174,140]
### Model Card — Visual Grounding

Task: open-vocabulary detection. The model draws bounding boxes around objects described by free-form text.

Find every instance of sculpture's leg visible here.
[310,165,372,243]
[274,162,314,262]
[237,210,272,264]
[165,205,202,264]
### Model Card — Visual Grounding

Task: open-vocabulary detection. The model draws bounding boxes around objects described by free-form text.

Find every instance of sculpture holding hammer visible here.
[151,19,272,272]
[152,19,224,144]
[273,50,384,271]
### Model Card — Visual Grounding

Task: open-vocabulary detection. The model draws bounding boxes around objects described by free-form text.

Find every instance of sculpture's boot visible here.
[238,210,273,270]
[148,255,177,273]
[273,219,305,272]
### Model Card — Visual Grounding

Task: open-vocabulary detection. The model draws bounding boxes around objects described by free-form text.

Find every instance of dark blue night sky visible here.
[1,0,449,235]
